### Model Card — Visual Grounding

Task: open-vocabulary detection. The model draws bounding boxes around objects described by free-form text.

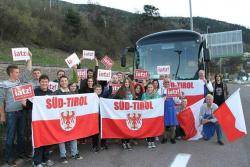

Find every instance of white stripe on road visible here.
[170,153,191,167]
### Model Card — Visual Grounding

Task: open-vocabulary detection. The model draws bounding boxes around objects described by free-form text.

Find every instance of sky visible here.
[61,0,250,28]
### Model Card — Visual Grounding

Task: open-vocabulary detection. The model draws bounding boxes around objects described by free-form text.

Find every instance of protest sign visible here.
[12,84,34,102]
[65,53,80,68]
[82,50,95,60]
[11,48,30,61]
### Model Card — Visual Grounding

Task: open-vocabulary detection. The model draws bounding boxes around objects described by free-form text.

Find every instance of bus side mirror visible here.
[203,48,211,62]
[121,47,135,67]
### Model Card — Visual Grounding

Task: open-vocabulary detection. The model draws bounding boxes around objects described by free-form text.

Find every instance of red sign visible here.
[77,69,88,80]
[101,55,113,69]
[167,87,181,98]
[134,69,149,80]
[12,84,35,102]
[111,84,122,95]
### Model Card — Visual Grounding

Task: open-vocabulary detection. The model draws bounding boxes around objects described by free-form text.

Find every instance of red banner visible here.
[134,69,149,80]
[77,69,88,80]
[111,84,122,95]
[12,84,34,102]
[101,55,113,69]
[167,87,181,98]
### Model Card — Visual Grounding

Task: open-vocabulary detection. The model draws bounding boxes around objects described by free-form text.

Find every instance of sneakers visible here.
[218,141,224,145]
[60,157,68,164]
[45,160,55,166]
[126,143,133,151]
[72,154,83,160]
[151,142,156,148]
[100,143,108,150]
[148,142,156,149]
[147,142,152,149]
[93,147,100,153]
[122,143,127,150]
[170,138,176,144]
[35,164,43,167]
[6,161,16,167]
[161,138,167,144]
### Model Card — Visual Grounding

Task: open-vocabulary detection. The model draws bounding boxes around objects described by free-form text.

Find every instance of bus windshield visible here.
[137,40,200,80]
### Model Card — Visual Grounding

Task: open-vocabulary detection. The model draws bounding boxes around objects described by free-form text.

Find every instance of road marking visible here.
[170,153,191,167]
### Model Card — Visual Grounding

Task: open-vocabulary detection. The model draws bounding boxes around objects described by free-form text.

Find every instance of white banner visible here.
[157,65,170,75]
[65,53,80,68]
[82,50,95,60]
[11,48,30,61]
[48,82,58,92]
[97,69,112,81]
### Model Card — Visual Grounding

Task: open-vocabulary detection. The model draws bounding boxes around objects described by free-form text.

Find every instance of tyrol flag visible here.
[214,89,247,142]
[177,98,204,140]
[100,98,165,139]
[32,93,99,148]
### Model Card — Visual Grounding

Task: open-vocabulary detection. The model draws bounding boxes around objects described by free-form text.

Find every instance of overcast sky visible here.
[61,0,250,28]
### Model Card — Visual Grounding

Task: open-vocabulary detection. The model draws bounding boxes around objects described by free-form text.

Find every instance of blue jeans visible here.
[33,146,50,165]
[215,122,223,141]
[59,140,78,157]
[203,122,222,141]
[5,110,25,162]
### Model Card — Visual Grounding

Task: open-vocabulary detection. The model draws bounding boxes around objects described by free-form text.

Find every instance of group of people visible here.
[0,55,229,167]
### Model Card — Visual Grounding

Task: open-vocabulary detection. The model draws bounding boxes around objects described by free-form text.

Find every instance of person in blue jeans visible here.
[199,94,224,145]
[54,76,83,164]
[0,62,32,166]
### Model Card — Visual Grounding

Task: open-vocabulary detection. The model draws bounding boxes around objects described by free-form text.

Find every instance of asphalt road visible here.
[8,84,250,167]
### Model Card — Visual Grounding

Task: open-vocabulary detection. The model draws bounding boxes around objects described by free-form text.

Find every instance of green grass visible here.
[0,40,133,72]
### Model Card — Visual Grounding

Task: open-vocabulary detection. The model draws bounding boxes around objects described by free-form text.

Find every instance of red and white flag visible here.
[100,98,165,139]
[177,98,204,140]
[32,93,99,148]
[214,89,247,142]
[159,80,204,106]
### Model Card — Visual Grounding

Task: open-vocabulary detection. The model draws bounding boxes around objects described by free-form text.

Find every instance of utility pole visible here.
[50,0,52,9]
[189,0,193,31]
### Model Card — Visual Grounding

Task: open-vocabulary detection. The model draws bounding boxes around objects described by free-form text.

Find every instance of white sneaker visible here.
[46,160,55,166]
[147,142,152,149]
[151,142,156,148]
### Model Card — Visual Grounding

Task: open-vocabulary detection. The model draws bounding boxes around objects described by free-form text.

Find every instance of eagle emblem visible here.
[60,111,76,131]
[126,113,142,130]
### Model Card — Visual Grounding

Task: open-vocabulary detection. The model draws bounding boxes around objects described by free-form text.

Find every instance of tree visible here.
[142,5,160,17]
[64,8,81,37]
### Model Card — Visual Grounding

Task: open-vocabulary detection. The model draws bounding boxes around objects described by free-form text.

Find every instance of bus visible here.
[121,30,210,80]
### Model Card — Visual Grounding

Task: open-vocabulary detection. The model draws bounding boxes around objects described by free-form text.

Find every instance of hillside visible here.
[0,0,250,68]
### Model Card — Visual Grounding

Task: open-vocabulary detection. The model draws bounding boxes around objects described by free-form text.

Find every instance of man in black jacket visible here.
[27,75,55,167]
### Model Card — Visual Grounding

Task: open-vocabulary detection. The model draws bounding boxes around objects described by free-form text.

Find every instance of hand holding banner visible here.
[12,84,34,102]
[82,50,95,60]
[166,87,181,98]
[97,69,112,81]
[77,69,88,80]
[134,69,149,80]
[12,48,31,61]
[111,84,122,95]
[65,53,80,68]
[101,55,113,69]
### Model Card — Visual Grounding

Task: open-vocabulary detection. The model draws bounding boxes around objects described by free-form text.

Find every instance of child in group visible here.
[141,83,160,148]
[93,84,108,151]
